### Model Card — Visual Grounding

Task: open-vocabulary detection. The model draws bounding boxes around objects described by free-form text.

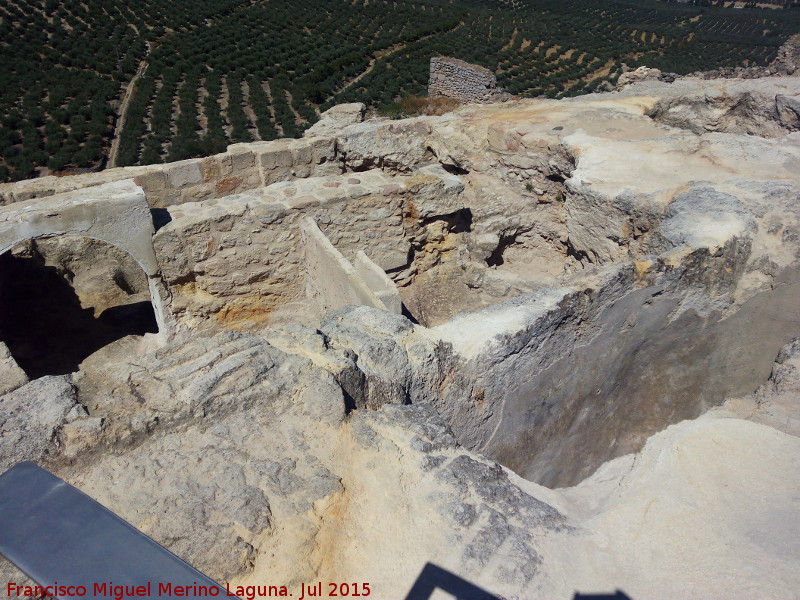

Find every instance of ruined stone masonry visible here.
[428,56,511,103]
[1,65,800,600]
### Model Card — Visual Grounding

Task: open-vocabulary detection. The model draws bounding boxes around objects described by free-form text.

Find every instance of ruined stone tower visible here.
[428,56,510,103]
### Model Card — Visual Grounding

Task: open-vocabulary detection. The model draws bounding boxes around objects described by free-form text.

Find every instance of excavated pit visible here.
[0,237,158,378]
[306,166,800,490]
[428,250,800,489]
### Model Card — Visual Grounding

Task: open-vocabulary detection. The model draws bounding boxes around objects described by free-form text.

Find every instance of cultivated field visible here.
[1,0,798,181]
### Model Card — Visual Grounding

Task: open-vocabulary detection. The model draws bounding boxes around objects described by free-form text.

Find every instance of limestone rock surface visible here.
[1,332,796,600]
[304,103,366,138]
[0,375,77,471]
[0,342,27,395]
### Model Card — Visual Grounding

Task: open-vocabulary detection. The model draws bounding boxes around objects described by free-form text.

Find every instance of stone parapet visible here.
[0,137,339,209]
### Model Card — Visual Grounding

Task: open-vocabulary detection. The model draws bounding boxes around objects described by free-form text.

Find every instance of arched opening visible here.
[0,236,159,379]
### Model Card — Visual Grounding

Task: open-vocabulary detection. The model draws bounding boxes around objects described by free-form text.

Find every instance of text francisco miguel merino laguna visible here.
[7,581,372,599]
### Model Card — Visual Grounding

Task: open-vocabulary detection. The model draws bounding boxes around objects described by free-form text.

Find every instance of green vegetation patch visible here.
[1,0,799,182]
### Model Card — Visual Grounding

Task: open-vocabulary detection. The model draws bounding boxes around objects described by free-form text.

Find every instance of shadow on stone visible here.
[151,208,172,232]
[404,562,501,600]
[0,250,157,379]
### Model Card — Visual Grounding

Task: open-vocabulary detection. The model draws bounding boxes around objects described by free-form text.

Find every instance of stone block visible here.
[372,246,410,272]
[230,149,256,171]
[304,104,365,138]
[265,167,294,186]
[137,169,168,193]
[252,201,290,225]
[258,145,293,171]
[166,160,203,188]
[520,134,550,150]
[301,217,388,314]
[0,342,28,395]
[311,163,343,177]
[503,154,539,170]
[354,251,402,314]
[428,56,508,104]
[308,137,337,164]
[289,140,313,165]
[215,177,243,196]
[292,164,314,179]
[288,195,321,209]
[201,157,221,182]
[180,185,214,204]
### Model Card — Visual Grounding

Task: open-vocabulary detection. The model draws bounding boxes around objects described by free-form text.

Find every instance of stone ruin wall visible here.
[152,164,464,332]
[2,77,800,506]
[0,115,472,336]
[620,33,800,85]
[428,56,510,104]
[0,137,338,209]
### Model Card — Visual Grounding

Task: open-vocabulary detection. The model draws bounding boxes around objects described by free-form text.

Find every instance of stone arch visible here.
[0,179,174,339]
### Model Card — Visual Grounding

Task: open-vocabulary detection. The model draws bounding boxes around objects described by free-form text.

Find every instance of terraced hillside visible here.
[0,0,247,181]
[1,0,798,182]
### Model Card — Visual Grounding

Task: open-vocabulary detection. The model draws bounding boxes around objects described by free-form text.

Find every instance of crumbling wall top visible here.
[432,56,495,78]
